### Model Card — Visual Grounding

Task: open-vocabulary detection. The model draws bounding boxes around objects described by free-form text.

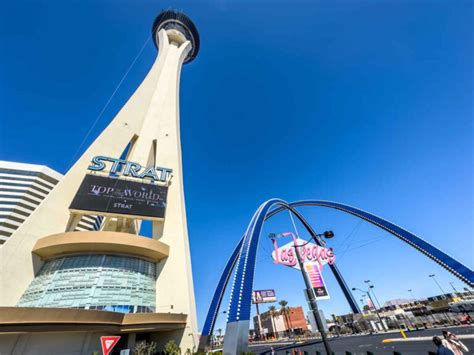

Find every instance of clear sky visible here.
[1,0,472,332]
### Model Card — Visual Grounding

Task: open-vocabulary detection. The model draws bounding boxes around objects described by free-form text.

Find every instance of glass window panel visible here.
[17,254,156,313]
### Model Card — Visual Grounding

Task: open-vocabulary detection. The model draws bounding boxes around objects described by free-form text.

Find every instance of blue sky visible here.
[1,0,472,331]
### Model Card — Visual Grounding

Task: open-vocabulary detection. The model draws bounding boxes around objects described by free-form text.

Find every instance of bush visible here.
[134,341,157,355]
[164,340,181,355]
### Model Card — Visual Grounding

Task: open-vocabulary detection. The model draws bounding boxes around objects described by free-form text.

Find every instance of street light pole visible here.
[365,280,382,309]
[353,287,387,332]
[428,275,452,324]
[449,282,459,296]
[366,290,387,332]
[294,239,333,355]
[429,274,447,298]
[255,302,263,341]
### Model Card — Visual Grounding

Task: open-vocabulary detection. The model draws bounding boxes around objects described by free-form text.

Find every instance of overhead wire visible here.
[288,209,300,237]
[67,36,152,169]
[338,235,387,258]
[336,219,363,252]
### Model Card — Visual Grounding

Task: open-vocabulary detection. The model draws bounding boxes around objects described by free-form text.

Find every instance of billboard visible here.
[69,174,168,219]
[305,264,330,300]
[252,289,277,304]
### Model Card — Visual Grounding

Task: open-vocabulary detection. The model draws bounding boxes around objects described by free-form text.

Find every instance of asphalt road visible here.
[249,325,474,355]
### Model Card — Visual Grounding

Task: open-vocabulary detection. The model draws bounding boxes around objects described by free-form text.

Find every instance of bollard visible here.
[345,352,352,355]
[399,328,407,339]
[367,352,374,355]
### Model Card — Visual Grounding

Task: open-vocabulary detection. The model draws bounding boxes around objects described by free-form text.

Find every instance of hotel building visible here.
[0,161,63,243]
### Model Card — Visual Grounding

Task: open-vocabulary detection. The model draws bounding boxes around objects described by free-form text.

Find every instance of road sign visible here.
[101,336,121,355]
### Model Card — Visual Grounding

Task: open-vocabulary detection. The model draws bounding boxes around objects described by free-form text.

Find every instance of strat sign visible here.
[88,156,172,183]
[271,236,335,271]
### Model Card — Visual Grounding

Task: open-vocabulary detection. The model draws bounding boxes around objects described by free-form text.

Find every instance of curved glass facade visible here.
[18,254,156,313]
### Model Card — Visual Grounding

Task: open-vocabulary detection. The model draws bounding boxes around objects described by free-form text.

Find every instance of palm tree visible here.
[279,300,291,337]
[268,305,279,339]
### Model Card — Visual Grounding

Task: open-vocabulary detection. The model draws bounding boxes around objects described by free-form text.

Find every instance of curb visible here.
[383,335,474,343]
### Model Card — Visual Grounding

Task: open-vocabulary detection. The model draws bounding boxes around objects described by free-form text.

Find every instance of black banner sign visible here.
[69,174,168,219]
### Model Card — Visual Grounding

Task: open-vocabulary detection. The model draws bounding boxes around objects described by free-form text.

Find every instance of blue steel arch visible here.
[200,199,474,352]
[270,201,474,286]
[199,202,359,343]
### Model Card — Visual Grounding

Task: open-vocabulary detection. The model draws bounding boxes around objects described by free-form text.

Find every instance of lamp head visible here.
[323,230,334,239]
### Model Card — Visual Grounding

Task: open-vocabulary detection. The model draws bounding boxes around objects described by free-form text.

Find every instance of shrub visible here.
[134,341,158,355]
[164,340,181,355]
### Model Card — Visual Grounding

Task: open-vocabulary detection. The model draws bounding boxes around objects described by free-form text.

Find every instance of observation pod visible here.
[152,10,200,63]
[0,10,200,354]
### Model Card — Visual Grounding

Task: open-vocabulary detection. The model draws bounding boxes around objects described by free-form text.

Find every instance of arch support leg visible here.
[223,320,249,355]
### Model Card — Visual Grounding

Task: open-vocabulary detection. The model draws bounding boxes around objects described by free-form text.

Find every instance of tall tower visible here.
[0,10,200,353]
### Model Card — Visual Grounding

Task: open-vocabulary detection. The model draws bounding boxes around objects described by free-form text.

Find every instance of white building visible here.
[0,161,101,242]
[0,161,63,243]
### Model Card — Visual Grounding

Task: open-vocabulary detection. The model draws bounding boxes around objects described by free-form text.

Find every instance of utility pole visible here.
[294,240,333,355]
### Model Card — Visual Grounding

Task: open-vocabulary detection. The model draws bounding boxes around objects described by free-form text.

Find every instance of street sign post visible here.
[101,336,121,355]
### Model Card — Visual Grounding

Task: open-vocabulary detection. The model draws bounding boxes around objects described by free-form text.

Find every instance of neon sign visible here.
[271,232,335,271]
[88,156,172,182]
